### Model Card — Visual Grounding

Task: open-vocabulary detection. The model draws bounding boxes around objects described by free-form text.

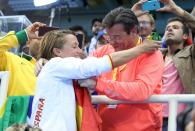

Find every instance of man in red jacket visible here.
[91,7,164,131]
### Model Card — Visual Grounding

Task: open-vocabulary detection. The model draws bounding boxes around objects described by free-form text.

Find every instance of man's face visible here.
[138,14,154,37]
[55,34,84,58]
[92,21,103,35]
[164,21,186,45]
[106,23,134,51]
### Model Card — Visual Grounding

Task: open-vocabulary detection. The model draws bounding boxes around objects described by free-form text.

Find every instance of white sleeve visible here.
[43,55,112,80]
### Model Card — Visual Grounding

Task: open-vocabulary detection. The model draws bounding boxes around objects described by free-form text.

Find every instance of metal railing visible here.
[92,94,195,131]
[0,70,194,130]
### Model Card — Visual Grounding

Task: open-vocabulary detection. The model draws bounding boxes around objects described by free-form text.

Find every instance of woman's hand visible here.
[78,78,97,90]
[140,39,162,53]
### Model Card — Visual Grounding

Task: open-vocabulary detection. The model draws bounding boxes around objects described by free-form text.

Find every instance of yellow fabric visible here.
[136,37,142,45]
[76,105,83,131]
[112,68,118,81]
[112,64,127,81]
[0,31,18,52]
[106,55,114,69]
[0,31,36,117]
[146,35,153,40]
[1,52,36,96]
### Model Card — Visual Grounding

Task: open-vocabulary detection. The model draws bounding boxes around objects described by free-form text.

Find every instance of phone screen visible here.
[142,0,161,11]
[38,26,60,36]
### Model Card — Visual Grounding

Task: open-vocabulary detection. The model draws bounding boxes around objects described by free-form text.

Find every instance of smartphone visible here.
[38,26,60,36]
[142,0,161,11]
[76,33,84,49]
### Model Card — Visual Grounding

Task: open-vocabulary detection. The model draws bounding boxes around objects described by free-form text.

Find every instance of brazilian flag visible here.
[0,96,30,131]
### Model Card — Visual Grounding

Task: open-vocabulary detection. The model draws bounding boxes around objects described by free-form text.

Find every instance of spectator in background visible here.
[69,25,89,51]
[0,22,45,130]
[132,1,162,42]
[138,14,155,38]
[29,29,161,131]
[0,22,44,96]
[161,17,191,131]
[157,0,195,131]
[88,18,103,54]
[95,30,109,49]
[20,39,41,61]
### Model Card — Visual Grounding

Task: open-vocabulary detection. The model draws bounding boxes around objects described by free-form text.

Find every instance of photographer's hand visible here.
[158,0,184,16]
[131,0,149,17]
[26,22,46,40]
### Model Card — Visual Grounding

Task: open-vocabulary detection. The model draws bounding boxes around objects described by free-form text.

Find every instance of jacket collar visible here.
[161,46,192,58]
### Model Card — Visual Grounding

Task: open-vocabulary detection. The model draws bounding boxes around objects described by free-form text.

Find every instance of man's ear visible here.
[151,23,155,31]
[52,48,61,57]
[182,34,188,41]
[130,26,138,34]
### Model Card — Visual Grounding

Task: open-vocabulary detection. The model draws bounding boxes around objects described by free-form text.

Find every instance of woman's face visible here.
[54,34,84,58]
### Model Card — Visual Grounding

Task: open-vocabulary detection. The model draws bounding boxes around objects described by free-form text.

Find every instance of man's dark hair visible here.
[167,17,190,36]
[102,7,139,34]
[69,25,84,32]
[91,18,102,27]
[69,25,89,44]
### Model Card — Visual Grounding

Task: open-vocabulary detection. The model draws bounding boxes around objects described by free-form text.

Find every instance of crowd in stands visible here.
[0,0,195,131]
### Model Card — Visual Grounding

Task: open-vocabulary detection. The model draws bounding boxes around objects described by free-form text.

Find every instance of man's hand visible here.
[158,0,183,15]
[26,22,46,40]
[35,58,48,76]
[131,0,149,17]
[78,78,97,90]
[140,40,162,53]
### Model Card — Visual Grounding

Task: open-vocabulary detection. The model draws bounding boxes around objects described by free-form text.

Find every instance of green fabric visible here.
[151,32,162,41]
[0,96,30,131]
[18,53,32,61]
[16,30,28,45]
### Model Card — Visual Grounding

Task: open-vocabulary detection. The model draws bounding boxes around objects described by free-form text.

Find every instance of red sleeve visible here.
[96,51,164,101]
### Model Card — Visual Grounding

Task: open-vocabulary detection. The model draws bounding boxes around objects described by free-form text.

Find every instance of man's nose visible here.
[167,27,173,32]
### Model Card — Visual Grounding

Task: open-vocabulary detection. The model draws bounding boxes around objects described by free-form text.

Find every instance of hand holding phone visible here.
[38,26,60,36]
[142,0,161,11]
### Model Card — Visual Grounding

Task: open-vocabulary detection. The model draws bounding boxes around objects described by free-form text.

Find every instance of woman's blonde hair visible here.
[39,30,75,60]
